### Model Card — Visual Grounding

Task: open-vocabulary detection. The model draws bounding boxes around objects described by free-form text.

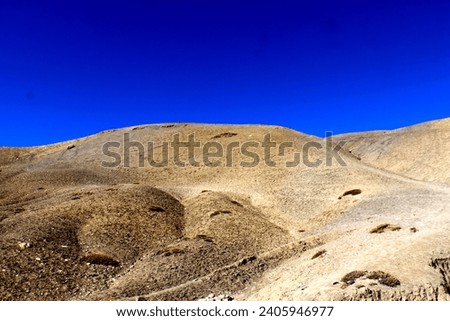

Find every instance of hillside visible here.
[1,119,449,301]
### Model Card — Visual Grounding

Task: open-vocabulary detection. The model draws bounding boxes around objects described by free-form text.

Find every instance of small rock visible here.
[67,144,76,150]
[18,242,31,250]
[207,293,215,299]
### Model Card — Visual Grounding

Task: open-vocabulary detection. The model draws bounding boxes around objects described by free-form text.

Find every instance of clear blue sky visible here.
[1,0,450,146]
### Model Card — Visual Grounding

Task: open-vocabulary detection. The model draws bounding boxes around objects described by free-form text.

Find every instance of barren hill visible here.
[1,119,449,301]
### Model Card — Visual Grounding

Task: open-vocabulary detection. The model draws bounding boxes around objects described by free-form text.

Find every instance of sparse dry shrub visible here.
[341,270,367,284]
[339,189,362,199]
[230,200,243,207]
[311,249,327,260]
[369,224,401,234]
[211,132,238,139]
[367,271,401,287]
[209,210,232,217]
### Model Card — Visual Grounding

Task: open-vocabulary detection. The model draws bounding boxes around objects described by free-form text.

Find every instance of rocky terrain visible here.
[1,118,449,301]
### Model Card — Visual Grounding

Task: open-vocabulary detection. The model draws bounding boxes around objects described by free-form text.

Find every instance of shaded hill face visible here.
[1,119,450,301]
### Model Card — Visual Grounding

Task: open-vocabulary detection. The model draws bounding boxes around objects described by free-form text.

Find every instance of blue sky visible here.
[1,0,450,146]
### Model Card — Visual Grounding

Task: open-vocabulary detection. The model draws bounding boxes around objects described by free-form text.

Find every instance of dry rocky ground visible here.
[1,118,449,301]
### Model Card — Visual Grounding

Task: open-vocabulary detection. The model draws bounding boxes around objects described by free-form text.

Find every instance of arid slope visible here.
[1,119,449,301]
